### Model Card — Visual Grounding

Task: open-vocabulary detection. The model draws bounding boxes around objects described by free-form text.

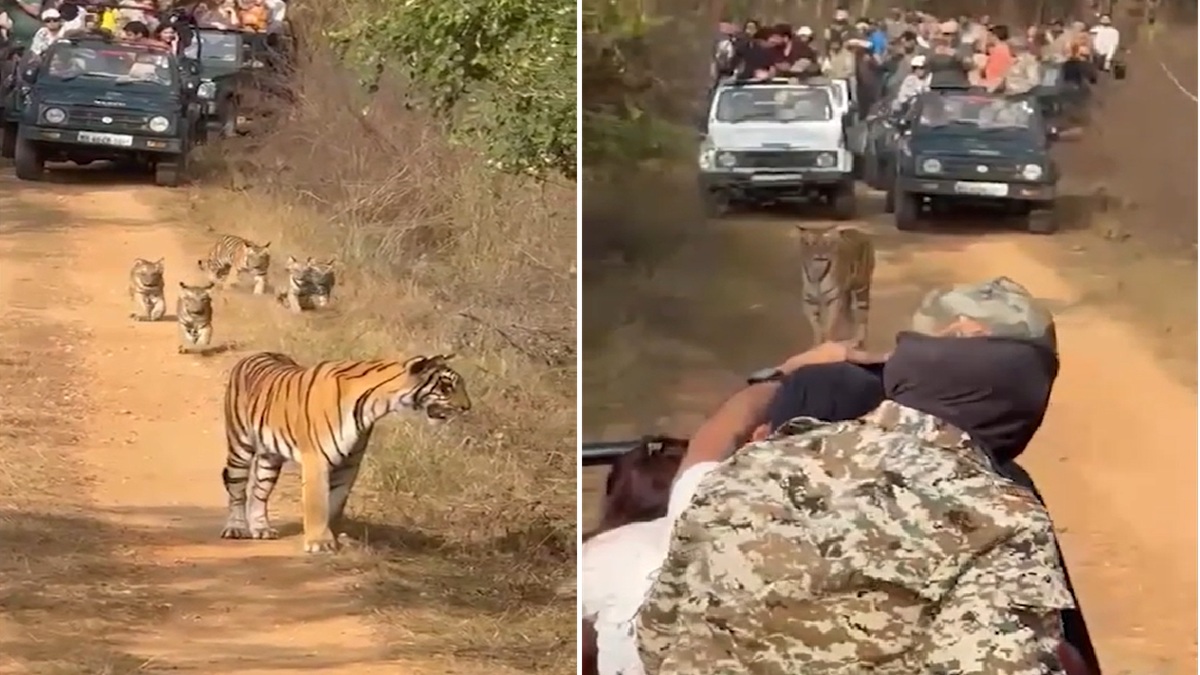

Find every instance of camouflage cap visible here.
[908,276,1057,350]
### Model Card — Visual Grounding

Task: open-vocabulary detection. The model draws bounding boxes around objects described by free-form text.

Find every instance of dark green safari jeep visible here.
[186,28,261,138]
[9,33,203,186]
[885,87,1060,234]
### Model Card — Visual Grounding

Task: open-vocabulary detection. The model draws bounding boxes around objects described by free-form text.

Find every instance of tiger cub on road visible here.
[219,352,471,553]
[277,256,337,312]
[796,225,875,348]
[128,258,166,322]
[177,281,215,354]
[198,235,271,295]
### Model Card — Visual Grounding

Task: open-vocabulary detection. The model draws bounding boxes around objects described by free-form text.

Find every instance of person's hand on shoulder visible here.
[778,340,888,374]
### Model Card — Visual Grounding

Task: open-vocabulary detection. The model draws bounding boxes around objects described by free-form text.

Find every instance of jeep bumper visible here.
[701,170,853,194]
[897,176,1055,202]
[20,125,183,154]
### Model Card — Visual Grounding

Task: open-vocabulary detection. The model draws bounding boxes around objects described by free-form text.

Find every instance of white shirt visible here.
[581,461,720,675]
[29,26,64,56]
[1090,25,1120,58]
[264,0,286,31]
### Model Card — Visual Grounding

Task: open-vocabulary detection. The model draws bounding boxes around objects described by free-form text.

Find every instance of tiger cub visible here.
[219,352,471,553]
[277,256,337,312]
[796,225,875,348]
[128,257,166,322]
[176,281,215,354]
[198,235,271,295]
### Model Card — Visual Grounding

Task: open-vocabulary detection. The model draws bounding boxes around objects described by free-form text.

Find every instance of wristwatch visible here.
[746,367,786,385]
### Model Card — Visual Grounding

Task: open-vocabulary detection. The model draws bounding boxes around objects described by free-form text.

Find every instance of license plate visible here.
[750,173,804,182]
[953,181,1009,197]
[77,131,134,148]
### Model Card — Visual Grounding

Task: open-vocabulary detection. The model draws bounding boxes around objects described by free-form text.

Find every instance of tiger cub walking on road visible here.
[797,225,875,348]
[277,256,337,312]
[219,352,471,553]
[128,258,166,322]
[176,281,215,354]
[198,235,271,295]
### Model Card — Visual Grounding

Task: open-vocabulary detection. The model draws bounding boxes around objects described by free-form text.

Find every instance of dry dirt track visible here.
[583,29,1199,675]
[0,172,516,674]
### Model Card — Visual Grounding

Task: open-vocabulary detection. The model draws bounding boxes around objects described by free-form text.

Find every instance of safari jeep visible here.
[186,27,273,139]
[886,88,1060,234]
[11,34,202,186]
[698,77,857,219]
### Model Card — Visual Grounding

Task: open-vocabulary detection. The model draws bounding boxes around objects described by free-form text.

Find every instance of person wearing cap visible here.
[638,277,1079,674]
[893,52,930,109]
[1089,14,1119,72]
[29,8,67,56]
[787,25,819,75]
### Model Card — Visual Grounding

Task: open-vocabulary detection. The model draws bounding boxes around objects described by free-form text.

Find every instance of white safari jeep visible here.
[698,77,856,219]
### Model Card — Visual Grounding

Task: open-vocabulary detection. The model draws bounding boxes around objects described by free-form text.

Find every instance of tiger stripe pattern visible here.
[128,257,166,322]
[276,256,336,312]
[176,281,215,354]
[219,352,471,553]
[198,235,271,295]
[796,225,875,348]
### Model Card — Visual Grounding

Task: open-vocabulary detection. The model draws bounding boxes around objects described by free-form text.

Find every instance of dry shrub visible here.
[188,39,575,674]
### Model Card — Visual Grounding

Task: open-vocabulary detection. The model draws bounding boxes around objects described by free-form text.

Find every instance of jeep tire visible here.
[1027,205,1059,235]
[13,135,43,181]
[830,183,856,220]
[894,189,920,231]
[703,189,731,219]
[0,122,15,159]
[154,154,187,187]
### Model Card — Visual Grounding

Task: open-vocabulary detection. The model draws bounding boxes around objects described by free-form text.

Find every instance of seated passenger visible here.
[892,53,929,109]
[638,278,1083,675]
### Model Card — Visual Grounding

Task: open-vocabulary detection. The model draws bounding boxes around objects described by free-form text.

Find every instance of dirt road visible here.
[0,171,510,674]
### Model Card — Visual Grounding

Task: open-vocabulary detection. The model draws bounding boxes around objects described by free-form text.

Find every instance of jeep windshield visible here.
[916,94,1042,134]
[714,87,833,123]
[41,44,177,87]
[184,31,241,64]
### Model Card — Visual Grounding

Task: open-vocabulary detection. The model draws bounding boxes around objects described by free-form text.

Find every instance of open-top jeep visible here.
[885,88,1060,234]
[9,34,202,186]
[185,27,274,139]
[698,77,857,220]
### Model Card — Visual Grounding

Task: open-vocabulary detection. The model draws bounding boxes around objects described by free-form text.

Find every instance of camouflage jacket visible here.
[637,400,1074,674]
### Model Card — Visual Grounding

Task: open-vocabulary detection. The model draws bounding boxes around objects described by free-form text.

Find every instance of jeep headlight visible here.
[716,152,737,168]
[699,147,715,171]
[42,107,66,124]
[197,81,216,100]
[921,158,943,174]
[148,116,171,133]
[815,152,836,168]
[1021,164,1043,181]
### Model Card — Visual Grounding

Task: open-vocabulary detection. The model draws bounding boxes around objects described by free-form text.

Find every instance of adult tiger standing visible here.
[219,352,471,553]
[796,225,876,348]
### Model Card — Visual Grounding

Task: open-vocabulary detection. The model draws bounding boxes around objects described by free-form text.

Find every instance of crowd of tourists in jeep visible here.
[711,8,1122,112]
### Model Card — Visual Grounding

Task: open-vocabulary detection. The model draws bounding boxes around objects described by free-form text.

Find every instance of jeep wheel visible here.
[831,184,856,221]
[894,190,920,231]
[1027,207,1059,235]
[883,185,895,214]
[703,189,731,219]
[861,155,878,189]
[154,156,187,188]
[13,135,44,181]
[0,123,15,159]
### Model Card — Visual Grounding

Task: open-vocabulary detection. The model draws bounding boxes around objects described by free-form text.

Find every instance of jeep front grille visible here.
[926,156,1023,180]
[733,150,822,169]
[66,106,150,132]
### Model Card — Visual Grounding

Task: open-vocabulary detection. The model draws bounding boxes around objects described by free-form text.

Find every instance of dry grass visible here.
[181,40,576,674]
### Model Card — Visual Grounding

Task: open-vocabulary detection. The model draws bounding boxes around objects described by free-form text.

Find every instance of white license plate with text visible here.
[953,181,1009,197]
[750,173,804,182]
[77,131,134,148]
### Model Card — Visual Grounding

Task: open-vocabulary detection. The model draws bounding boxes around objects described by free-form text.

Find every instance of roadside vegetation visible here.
[188,0,575,670]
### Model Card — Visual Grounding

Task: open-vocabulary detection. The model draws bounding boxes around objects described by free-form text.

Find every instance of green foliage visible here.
[582,0,693,168]
[327,0,576,179]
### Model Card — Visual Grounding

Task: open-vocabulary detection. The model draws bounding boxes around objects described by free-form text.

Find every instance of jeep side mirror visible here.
[20,68,36,84]
[187,61,200,76]
[895,117,910,131]
[1046,126,1059,142]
